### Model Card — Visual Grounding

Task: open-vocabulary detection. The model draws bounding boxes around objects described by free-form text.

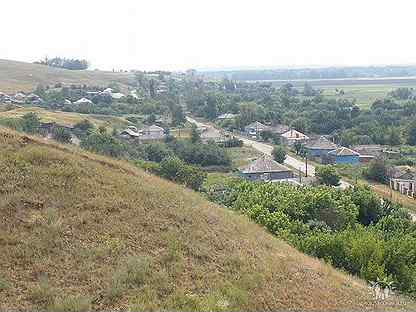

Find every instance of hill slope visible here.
[0,129,411,311]
[0,59,134,93]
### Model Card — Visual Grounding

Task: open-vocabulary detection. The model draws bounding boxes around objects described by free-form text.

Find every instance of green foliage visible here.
[407,119,416,146]
[190,125,201,143]
[315,165,340,186]
[52,127,72,144]
[159,157,207,190]
[211,180,416,296]
[144,143,172,162]
[21,112,41,134]
[364,160,387,183]
[272,145,286,163]
[80,132,125,158]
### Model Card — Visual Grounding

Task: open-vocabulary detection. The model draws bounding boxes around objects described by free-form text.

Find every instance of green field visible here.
[321,83,416,109]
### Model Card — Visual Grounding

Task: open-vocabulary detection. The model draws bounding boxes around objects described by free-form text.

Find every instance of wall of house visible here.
[242,171,294,181]
[335,155,360,165]
[307,148,334,158]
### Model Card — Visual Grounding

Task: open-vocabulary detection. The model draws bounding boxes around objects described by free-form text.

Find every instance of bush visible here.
[50,295,91,312]
[159,157,207,190]
[21,112,41,134]
[315,165,340,186]
[52,127,72,144]
[144,143,172,162]
[364,160,387,183]
[272,145,286,163]
[220,137,243,148]
[80,132,125,158]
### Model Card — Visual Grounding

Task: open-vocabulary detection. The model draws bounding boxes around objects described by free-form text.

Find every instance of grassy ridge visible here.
[0,106,129,129]
[0,128,404,311]
[0,59,134,93]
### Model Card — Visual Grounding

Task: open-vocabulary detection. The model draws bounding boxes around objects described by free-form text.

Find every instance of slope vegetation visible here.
[0,129,411,311]
[0,59,134,93]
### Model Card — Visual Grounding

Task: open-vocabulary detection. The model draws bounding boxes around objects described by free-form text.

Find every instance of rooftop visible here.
[240,156,292,174]
[328,147,360,157]
[305,136,337,150]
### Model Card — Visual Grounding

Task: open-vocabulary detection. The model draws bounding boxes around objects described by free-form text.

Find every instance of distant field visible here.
[264,78,416,108]
[0,106,130,129]
[320,83,416,109]
[0,59,135,93]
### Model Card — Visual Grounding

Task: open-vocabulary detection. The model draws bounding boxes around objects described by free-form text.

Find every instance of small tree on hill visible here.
[190,125,201,143]
[52,127,72,144]
[21,112,40,134]
[364,160,387,183]
[272,145,286,164]
[316,165,340,186]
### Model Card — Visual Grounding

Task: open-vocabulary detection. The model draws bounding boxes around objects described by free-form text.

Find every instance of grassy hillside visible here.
[0,129,412,311]
[0,106,129,129]
[0,59,135,93]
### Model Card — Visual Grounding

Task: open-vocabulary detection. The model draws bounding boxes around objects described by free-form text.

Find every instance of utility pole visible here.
[305,155,308,177]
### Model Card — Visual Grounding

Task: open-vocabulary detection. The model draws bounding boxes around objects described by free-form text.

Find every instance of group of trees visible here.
[35,57,89,70]
[208,181,416,296]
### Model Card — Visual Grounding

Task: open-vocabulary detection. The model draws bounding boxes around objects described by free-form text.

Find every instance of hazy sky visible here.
[1,0,415,71]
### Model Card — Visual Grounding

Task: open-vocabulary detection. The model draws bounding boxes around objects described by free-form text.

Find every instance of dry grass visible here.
[0,128,413,311]
[0,106,129,129]
[0,59,134,93]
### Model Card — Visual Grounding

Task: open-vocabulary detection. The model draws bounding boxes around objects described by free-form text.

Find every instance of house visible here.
[244,121,269,137]
[111,92,126,100]
[120,128,141,139]
[138,125,166,142]
[389,166,416,197]
[281,129,309,145]
[239,156,294,181]
[327,147,360,165]
[305,136,337,158]
[14,93,26,101]
[217,113,237,121]
[74,98,93,105]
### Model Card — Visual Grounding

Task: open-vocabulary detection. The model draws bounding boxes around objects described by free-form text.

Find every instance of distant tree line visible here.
[35,57,89,70]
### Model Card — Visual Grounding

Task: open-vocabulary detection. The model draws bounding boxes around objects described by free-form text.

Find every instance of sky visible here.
[1,0,416,71]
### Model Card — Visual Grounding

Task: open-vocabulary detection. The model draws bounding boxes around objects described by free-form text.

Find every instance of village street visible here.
[186,116,351,189]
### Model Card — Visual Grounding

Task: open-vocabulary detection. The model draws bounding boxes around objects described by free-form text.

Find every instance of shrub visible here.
[159,157,207,190]
[364,160,387,183]
[272,145,286,163]
[21,112,41,134]
[52,127,72,144]
[315,165,340,186]
[50,295,91,312]
[29,276,56,307]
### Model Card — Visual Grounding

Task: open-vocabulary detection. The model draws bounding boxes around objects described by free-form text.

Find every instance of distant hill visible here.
[0,59,135,93]
[0,128,412,311]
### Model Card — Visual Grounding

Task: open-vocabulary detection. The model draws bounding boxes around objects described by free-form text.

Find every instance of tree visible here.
[407,120,416,146]
[190,125,201,143]
[144,143,172,162]
[316,165,340,186]
[52,127,72,144]
[272,145,286,164]
[159,157,206,190]
[385,127,401,146]
[21,112,40,134]
[80,132,125,157]
[364,160,387,183]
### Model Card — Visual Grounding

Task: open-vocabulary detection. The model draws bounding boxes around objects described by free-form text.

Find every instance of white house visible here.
[281,129,309,145]
[389,166,416,197]
[74,98,93,105]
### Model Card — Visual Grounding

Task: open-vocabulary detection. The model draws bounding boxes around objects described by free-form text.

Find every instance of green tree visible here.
[407,120,416,146]
[316,165,340,186]
[364,160,387,183]
[272,145,286,164]
[52,127,72,144]
[144,143,172,162]
[21,112,40,134]
[190,125,201,144]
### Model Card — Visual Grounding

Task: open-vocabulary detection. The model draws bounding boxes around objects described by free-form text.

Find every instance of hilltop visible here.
[0,128,412,311]
[0,59,135,93]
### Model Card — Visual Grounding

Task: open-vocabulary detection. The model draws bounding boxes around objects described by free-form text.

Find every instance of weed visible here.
[49,295,91,312]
